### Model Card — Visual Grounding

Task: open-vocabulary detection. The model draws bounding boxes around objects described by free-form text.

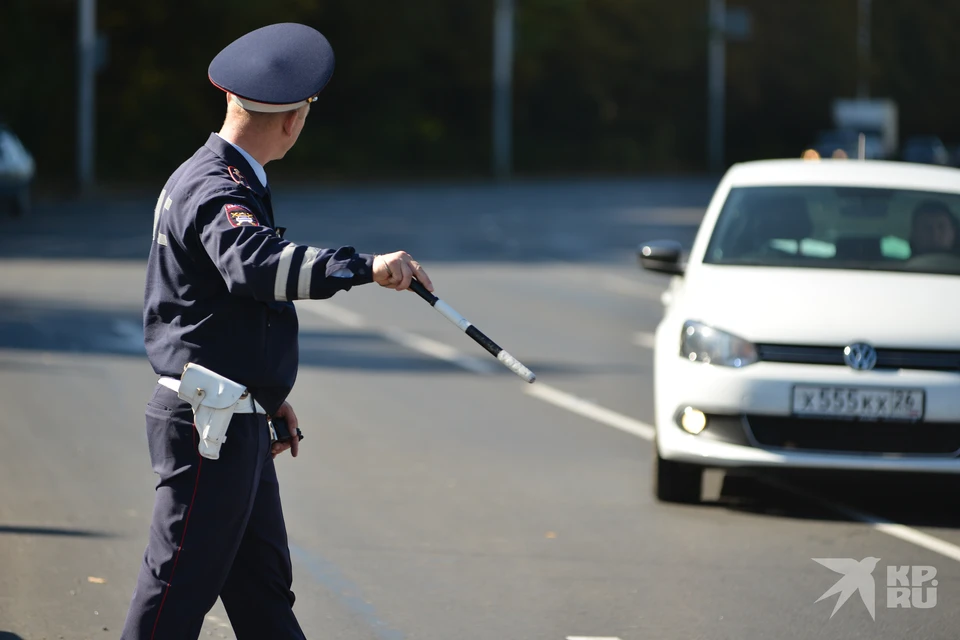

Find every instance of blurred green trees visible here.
[1,0,958,186]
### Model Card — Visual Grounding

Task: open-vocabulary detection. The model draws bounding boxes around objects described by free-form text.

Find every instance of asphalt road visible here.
[1,179,959,640]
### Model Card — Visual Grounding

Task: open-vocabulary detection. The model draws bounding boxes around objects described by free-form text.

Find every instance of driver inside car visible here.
[910,200,959,256]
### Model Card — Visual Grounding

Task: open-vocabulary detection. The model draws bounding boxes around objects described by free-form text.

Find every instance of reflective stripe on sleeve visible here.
[297,247,321,299]
[275,244,298,301]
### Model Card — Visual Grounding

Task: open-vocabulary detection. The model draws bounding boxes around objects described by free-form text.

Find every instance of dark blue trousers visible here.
[121,385,306,639]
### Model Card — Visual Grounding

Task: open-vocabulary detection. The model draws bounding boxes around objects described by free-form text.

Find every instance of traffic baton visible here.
[408,279,536,383]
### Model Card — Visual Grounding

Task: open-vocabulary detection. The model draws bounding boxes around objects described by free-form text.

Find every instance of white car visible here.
[639,158,960,503]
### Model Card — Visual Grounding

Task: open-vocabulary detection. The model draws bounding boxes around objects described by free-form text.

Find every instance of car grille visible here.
[755,344,960,371]
[746,415,960,455]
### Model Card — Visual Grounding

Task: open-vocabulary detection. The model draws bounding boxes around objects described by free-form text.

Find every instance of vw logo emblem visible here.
[844,342,877,370]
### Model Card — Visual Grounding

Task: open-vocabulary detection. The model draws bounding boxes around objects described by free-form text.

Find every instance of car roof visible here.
[724,158,960,194]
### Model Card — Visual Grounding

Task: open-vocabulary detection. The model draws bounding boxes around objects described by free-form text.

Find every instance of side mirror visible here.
[638,240,685,275]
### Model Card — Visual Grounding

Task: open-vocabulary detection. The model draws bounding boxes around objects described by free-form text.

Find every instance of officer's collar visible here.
[204,133,268,197]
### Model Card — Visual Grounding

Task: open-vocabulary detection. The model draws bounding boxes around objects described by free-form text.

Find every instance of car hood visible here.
[674,265,960,347]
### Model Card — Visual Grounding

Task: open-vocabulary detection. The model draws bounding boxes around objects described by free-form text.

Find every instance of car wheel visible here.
[653,444,703,504]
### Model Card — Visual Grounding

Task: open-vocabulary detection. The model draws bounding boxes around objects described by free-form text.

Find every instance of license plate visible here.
[792,385,924,421]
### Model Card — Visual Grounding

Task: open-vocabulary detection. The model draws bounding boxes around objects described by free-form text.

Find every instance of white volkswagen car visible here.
[640,159,960,503]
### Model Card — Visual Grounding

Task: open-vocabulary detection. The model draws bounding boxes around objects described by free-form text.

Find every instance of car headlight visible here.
[680,321,758,367]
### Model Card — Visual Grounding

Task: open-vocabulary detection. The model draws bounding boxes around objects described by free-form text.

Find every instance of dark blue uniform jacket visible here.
[144,134,373,414]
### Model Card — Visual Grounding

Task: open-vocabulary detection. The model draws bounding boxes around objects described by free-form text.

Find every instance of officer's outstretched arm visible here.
[198,200,374,301]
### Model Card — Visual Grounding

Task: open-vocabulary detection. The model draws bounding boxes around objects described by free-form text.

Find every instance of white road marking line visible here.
[298,301,497,375]
[567,637,622,640]
[759,476,960,564]
[526,383,655,441]
[870,522,960,564]
[299,300,960,566]
[631,331,657,349]
[382,327,498,375]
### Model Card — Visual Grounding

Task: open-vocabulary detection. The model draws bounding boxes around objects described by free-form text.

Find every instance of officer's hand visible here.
[271,402,300,459]
[373,251,434,292]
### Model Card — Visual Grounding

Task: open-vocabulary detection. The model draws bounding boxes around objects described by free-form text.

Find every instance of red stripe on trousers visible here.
[150,424,203,640]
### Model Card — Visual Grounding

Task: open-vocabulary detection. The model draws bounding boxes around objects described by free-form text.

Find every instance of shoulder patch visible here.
[225,204,260,228]
[227,166,251,189]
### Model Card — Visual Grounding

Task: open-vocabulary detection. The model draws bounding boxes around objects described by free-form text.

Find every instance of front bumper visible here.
[659,433,960,473]
[654,350,960,473]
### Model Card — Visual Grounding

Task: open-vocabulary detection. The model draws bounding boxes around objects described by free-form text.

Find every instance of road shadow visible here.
[0,298,146,358]
[0,298,649,376]
[705,469,960,530]
[0,298,636,378]
[0,633,26,640]
[0,524,115,538]
[0,179,714,263]
[299,329,647,377]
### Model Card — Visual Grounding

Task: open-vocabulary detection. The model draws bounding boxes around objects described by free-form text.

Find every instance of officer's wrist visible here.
[358,253,376,284]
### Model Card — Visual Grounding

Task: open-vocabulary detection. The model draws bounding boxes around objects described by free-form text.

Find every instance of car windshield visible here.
[703,185,960,275]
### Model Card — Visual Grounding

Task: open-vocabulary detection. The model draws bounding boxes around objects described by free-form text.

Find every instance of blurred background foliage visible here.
[2,0,959,187]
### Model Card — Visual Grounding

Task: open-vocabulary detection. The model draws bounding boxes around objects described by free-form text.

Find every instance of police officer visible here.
[121,23,433,639]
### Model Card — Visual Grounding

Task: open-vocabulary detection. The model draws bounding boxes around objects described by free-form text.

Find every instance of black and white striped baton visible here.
[409,279,536,383]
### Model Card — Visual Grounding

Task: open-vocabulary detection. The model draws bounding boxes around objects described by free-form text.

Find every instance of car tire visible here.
[653,444,703,504]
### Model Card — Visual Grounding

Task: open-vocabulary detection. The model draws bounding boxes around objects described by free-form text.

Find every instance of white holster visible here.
[176,363,249,460]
